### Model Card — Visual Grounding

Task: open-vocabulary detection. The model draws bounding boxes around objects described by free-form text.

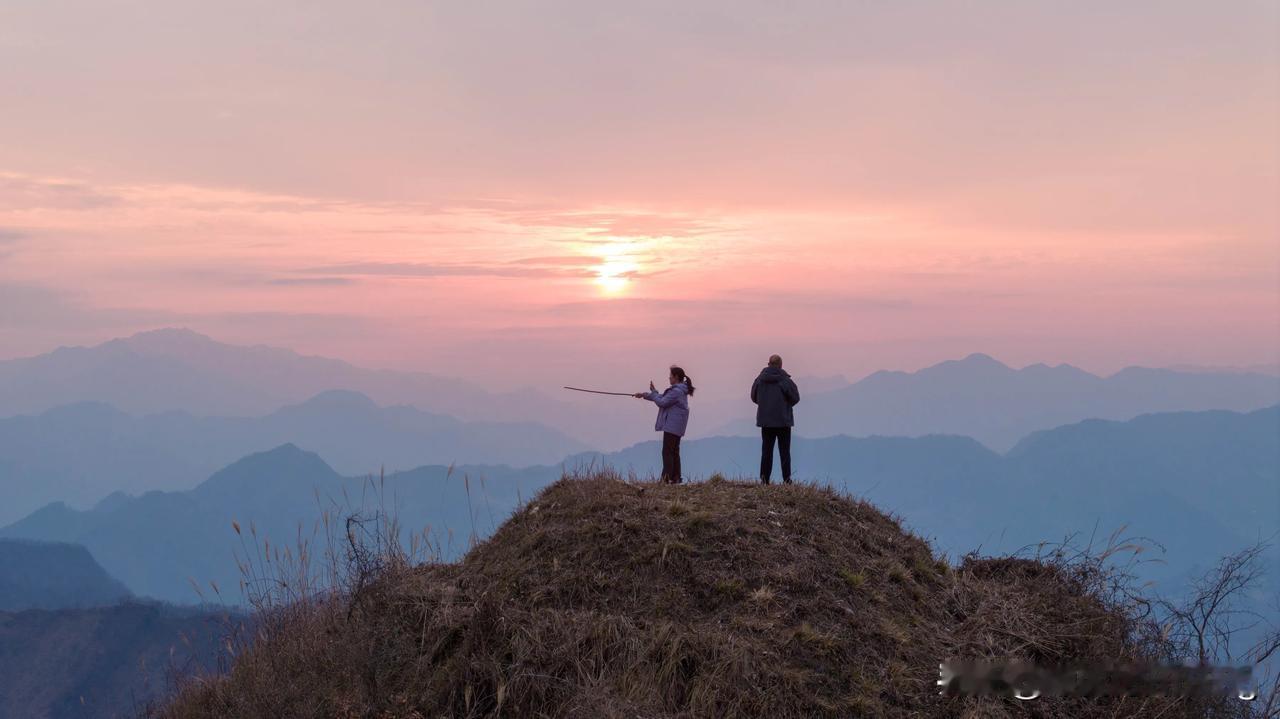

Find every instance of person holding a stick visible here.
[633,365,695,484]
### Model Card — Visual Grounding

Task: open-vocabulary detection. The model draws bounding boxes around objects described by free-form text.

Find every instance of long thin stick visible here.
[563,386,636,396]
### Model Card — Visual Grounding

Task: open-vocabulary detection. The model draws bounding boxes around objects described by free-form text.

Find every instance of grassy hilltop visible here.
[159,475,1247,718]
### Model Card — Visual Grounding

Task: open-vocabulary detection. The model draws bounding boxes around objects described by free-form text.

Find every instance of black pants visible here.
[760,427,792,484]
[661,432,682,484]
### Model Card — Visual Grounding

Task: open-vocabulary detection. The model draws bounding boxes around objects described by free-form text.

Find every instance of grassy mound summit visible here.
[162,475,1242,718]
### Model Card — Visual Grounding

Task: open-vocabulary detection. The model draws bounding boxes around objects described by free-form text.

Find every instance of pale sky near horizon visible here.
[1,1,1277,394]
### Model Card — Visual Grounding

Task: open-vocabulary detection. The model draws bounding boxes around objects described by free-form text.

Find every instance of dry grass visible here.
[156,473,1250,718]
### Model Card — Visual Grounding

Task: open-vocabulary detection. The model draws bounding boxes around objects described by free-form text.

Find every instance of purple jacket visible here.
[644,382,690,436]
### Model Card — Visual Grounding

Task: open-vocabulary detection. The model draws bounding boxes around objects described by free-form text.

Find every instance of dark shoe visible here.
[761,477,771,485]
[783,477,793,485]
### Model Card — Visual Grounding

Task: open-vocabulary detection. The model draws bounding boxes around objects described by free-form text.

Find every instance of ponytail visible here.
[670,365,695,396]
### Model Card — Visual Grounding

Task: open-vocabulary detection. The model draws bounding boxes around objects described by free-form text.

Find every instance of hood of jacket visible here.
[757,366,791,384]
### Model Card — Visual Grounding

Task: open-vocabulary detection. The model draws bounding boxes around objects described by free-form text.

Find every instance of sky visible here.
[1,0,1277,395]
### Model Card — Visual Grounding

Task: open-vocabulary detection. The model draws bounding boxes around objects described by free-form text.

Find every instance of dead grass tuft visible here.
[839,567,867,589]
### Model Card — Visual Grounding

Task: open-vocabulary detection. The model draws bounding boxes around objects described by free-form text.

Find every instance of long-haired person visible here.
[634,365,695,484]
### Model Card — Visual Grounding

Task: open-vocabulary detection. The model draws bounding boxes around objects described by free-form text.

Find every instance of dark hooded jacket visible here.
[751,366,800,428]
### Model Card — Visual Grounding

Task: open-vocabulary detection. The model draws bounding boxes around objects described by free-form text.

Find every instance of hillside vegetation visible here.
[0,602,233,719]
[160,476,1246,718]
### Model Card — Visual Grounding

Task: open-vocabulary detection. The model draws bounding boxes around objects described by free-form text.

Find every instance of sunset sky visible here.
[2,1,1277,395]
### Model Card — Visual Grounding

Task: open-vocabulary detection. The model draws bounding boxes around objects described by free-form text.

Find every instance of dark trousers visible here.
[760,427,792,484]
[661,432,682,484]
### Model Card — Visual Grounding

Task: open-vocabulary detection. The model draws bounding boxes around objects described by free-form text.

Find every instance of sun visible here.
[593,256,639,295]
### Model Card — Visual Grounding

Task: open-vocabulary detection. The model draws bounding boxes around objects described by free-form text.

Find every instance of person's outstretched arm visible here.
[648,388,682,408]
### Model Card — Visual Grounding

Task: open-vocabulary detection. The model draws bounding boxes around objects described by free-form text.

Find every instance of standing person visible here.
[751,354,800,484]
[634,366,695,484]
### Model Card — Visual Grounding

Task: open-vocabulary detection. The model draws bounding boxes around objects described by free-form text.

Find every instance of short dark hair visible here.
[768,354,783,367]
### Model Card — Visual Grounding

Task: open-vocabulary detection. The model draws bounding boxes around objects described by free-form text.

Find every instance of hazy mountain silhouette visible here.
[709,353,1280,451]
[1166,362,1280,375]
[9,330,1274,457]
[4,407,1274,607]
[0,444,546,602]
[0,602,232,719]
[0,390,587,524]
[1006,406,1280,541]
[0,539,131,610]
[0,328,624,448]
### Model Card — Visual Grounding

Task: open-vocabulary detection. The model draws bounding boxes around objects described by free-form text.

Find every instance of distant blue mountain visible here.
[708,353,1280,451]
[0,539,131,610]
[5,329,1276,458]
[1006,406,1280,541]
[0,389,588,524]
[1,444,547,602]
[2,406,1274,608]
[0,328,620,447]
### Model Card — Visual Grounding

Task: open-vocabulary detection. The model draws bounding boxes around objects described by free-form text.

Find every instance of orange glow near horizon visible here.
[0,168,1275,389]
